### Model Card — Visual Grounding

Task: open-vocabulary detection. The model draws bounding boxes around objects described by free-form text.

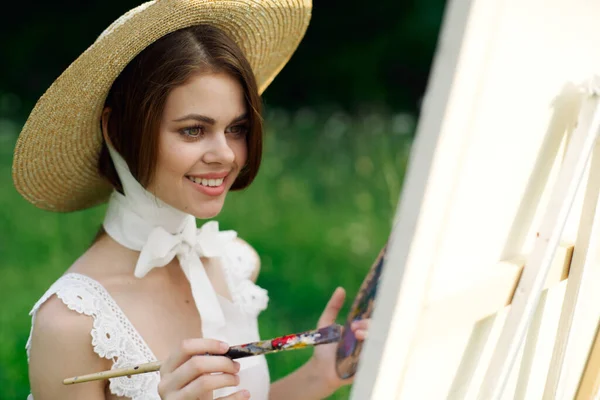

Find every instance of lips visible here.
[185,172,229,197]
[185,170,229,186]
[186,176,224,187]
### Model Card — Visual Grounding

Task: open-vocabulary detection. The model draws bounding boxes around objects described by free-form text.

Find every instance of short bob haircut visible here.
[98,24,263,193]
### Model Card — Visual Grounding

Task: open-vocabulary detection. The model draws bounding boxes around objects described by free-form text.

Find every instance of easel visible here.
[349,82,600,400]
[350,82,600,399]
[477,82,600,399]
[346,0,600,396]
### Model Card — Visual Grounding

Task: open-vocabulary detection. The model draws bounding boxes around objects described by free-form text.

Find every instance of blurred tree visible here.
[0,0,446,121]
[264,0,446,113]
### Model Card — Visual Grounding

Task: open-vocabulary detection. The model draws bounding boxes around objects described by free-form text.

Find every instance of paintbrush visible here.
[63,323,343,385]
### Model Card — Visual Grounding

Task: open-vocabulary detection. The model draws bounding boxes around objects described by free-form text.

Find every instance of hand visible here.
[309,287,371,395]
[157,338,250,400]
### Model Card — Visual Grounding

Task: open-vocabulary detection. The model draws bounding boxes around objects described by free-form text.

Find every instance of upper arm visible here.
[28,295,109,400]
[234,237,261,282]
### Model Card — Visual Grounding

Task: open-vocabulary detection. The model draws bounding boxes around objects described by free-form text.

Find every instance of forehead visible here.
[163,71,246,119]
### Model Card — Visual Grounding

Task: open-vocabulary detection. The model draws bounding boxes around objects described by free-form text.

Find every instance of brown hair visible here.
[98,24,263,193]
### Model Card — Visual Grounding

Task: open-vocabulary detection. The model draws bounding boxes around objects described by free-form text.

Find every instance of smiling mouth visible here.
[186,176,225,187]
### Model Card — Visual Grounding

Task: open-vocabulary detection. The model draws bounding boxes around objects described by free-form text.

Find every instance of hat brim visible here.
[12,0,311,212]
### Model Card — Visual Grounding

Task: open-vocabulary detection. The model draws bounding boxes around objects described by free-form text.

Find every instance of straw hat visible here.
[12,0,312,212]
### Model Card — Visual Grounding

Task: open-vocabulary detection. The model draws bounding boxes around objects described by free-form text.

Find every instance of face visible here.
[146,71,249,219]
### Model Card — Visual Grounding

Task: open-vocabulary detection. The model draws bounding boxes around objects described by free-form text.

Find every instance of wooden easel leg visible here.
[576,322,600,399]
[543,130,600,399]
[477,90,600,400]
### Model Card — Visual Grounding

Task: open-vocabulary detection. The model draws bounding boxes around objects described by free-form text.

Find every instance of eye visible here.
[226,124,249,138]
[180,125,204,138]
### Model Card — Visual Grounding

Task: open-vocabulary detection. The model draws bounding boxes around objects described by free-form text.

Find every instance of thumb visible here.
[317,287,346,328]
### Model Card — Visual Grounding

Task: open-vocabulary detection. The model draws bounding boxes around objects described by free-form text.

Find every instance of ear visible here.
[100,107,113,146]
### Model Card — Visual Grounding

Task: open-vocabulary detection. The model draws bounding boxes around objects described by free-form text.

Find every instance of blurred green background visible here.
[0,1,446,398]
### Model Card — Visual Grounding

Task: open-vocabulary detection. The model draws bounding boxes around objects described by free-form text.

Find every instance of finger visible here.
[354,329,368,340]
[182,372,240,397]
[161,339,229,375]
[351,319,370,331]
[317,287,346,328]
[216,389,251,399]
[169,356,240,391]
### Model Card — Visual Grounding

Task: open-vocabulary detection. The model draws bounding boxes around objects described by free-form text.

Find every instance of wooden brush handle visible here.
[63,361,162,384]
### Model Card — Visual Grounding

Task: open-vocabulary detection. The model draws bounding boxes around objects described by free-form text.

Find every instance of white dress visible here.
[25,239,271,400]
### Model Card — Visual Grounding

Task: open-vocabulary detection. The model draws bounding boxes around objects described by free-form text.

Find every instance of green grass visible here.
[0,107,413,399]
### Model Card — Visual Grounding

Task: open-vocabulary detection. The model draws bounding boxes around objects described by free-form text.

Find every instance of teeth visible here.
[188,176,224,187]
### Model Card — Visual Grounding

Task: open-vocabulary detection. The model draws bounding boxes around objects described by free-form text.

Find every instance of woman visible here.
[13,1,368,399]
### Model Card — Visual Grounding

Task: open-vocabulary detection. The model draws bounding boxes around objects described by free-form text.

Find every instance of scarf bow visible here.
[134,219,237,330]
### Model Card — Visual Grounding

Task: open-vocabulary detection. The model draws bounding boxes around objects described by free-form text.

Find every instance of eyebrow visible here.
[172,112,248,125]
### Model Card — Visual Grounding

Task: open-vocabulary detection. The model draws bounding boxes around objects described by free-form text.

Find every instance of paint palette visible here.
[335,244,387,379]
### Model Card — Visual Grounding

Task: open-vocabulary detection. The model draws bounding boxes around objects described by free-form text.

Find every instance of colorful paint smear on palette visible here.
[335,244,387,379]
[225,324,343,359]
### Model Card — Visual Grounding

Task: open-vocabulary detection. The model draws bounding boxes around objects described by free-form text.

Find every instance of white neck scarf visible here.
[102,144,236,337]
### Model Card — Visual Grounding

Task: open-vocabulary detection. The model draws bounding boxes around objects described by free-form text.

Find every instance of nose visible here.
[201,132,236,165]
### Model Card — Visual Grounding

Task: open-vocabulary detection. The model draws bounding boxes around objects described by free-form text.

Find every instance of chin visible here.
[187,201,225,220]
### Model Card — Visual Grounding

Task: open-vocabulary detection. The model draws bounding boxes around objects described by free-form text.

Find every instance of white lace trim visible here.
[26,240,269,400]
[27,273,160,400]
[223,240,269,316]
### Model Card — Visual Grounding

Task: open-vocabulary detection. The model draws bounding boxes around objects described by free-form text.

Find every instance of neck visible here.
[86,232,185,284]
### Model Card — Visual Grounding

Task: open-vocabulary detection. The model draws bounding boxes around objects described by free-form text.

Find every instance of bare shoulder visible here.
[28,295,109,399]
[234,237,261,282]
[67,233,140,284]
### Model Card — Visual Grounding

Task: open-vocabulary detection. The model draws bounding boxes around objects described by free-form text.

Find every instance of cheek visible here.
[154,140,194,182]
[233,139,248,168]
